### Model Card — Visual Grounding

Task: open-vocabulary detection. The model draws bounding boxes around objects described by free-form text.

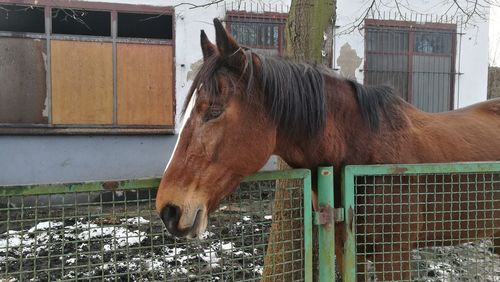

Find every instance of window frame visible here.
[225,11,287,55]
[0,0,175,135]
[363,19,457,111]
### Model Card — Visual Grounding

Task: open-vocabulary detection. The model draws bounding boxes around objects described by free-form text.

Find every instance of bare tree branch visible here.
[336,0,376,35]
[336,0,496,35]
[453,0,470,16]
[138,0,225,22]
[175,0,225,9]
[394,0,405,19]
[53,8,92,31]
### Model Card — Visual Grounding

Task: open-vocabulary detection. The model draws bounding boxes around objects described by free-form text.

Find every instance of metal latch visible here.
[313,206,344,225]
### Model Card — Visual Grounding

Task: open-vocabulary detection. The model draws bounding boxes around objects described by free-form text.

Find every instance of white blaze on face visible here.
[164,93,198,172]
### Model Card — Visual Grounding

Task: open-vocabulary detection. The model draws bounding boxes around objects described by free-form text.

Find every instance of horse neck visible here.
[273,77,370,168]
[275,77,411,168]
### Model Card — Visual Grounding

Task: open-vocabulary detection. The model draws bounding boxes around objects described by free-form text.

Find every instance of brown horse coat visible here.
[156,18,500,281]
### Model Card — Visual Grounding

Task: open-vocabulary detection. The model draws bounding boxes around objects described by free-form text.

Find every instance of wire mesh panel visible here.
[342,162,500,281]
[0,170,312,281]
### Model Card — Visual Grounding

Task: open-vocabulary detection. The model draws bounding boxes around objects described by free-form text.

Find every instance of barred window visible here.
[364,20,456,112]
[226,12,286,56]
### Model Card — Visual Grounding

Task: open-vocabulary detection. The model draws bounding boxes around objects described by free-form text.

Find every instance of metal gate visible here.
[3,162,500,281]
[0,170,312,281]
[338,162,500,281]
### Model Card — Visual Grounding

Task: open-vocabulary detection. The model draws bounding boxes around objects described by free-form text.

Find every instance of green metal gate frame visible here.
[246,169,314,282]
[337,161,500,281]
[0,169,313,281]
[5,162,498,281]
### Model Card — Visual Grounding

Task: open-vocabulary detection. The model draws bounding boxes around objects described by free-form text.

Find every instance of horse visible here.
[156,18,500,280]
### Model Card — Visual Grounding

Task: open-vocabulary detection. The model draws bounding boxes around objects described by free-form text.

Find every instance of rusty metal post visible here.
[341,166,356,281]
[317,166,335,281]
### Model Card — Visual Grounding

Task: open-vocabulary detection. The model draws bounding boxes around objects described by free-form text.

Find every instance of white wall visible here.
[1,0,490,185]
[0,0,287,185]
[172,0,290,130]
[335,0,490,108]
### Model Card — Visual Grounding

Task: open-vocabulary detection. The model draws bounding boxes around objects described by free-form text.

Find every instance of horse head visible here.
[155,19,277,238]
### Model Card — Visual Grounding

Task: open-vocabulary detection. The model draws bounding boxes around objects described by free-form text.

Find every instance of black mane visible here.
[348,80,404,130]
[185,50,403,138]
[258,55,326,138]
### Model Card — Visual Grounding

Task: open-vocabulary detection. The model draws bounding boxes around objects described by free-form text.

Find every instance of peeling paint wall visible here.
[336,43,362,81]
[186,58,203,82]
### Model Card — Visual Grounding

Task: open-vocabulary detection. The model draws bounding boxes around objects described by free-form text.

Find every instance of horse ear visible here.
[200,30,216,60]
[213,18,241,57]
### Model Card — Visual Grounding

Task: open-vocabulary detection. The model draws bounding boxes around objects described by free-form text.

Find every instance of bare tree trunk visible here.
[263,1,336,280]
[262,167,304,281]
[286,0,336,64]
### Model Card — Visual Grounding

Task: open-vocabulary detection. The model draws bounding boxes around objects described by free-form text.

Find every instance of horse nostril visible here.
[161,204,181,229]
[166,204,181,221]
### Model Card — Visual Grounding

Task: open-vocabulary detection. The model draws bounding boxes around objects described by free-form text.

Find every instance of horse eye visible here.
[204,106,224,121]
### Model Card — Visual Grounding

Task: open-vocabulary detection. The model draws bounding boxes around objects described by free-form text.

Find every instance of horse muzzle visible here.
[159,203,207,239]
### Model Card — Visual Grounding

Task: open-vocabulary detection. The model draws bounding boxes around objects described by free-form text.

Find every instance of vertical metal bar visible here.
[45,6,52,125]
[342,166,356,281]
[303,170,313,282]
[362,25,368,84]
[407,29,414,104]
[111,11,118,125]
[450,26,457,110]
[456,20,463,108]
[317,167,335,282]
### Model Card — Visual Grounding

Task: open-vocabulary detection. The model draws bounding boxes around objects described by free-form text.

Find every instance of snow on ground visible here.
[410,239,500,282]
[121,217,150,225]
[0,212,273,281]
[2,212,499,281]
[359,239,500,281]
